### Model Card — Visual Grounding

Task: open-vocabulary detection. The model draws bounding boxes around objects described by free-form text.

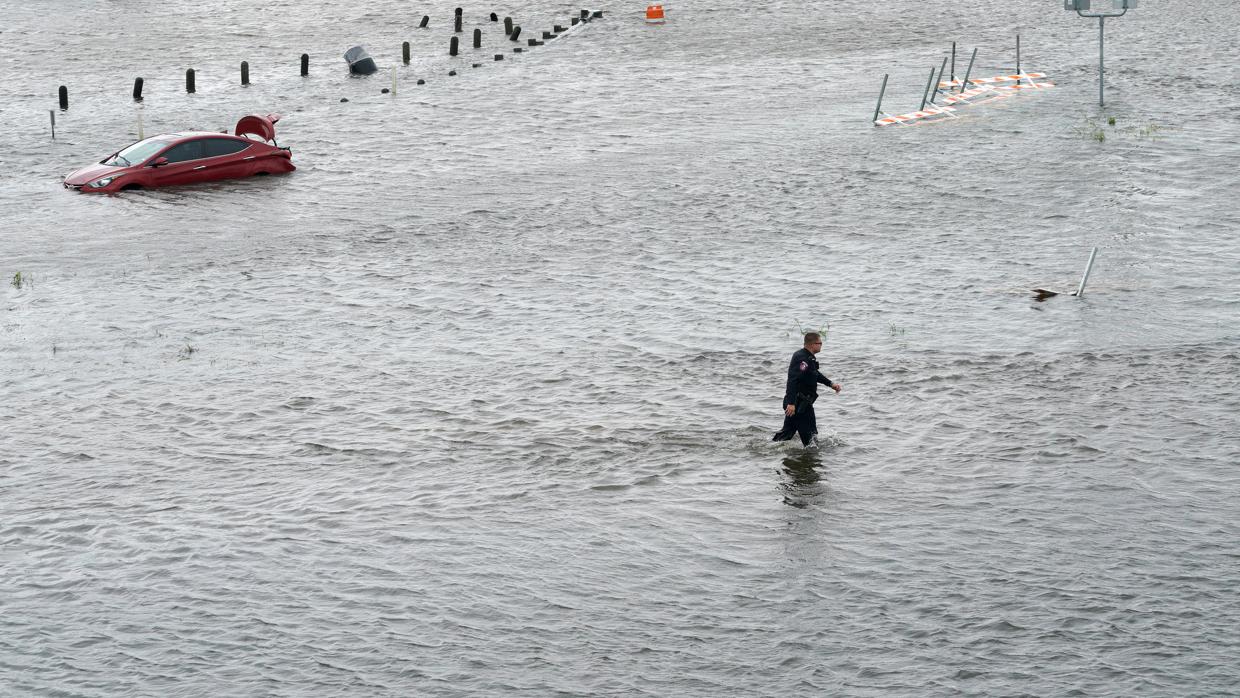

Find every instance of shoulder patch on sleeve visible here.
[799,361,809,371]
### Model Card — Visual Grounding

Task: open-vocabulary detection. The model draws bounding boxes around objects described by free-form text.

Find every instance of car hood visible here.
[64,162,127,186]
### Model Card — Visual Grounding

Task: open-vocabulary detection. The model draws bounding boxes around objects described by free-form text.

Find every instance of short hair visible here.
[803,332,821,345]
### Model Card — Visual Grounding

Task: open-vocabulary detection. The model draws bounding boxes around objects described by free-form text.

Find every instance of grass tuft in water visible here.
[177,344,197,360]
[12,271,31,289]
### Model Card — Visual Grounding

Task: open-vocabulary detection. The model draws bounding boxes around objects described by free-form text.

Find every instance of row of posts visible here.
[54,9,603,109]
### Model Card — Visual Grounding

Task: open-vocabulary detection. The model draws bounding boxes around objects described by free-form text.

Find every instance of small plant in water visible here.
[793,319,830,342]
[1075,117,1107,143]
[177,344,197,360]
[1107,116,1116,126]
[889,324,905,336]
[1136,122,1165,140]
[11,271,29,289]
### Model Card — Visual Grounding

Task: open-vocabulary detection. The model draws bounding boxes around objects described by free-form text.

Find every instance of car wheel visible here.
[121,183,143,191]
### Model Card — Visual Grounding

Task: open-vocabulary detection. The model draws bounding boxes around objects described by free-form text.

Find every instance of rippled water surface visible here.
[3,0,1239,695]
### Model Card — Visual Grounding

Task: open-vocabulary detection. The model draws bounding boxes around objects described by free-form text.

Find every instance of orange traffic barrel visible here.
[645,5,665,22]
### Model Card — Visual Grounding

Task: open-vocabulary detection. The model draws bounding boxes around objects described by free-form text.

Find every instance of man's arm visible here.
[816,371,841,393]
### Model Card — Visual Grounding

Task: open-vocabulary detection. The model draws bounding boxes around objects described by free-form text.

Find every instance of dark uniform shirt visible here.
[782,348,834,409]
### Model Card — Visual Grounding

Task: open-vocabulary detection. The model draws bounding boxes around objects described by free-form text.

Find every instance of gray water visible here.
[3,0,1239,695]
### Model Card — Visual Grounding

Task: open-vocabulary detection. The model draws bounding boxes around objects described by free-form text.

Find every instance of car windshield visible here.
[103,137,173,166]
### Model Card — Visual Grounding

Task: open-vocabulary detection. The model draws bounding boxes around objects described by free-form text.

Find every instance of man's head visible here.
[803,332,823,354]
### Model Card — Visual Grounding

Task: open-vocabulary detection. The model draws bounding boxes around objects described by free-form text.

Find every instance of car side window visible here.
[161,140,205,163]
[204,138,252,158]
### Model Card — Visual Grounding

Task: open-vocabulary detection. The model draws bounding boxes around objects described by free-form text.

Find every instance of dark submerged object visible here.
[344,46,378,75]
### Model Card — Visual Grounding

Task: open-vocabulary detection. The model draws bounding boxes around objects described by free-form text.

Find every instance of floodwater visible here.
[3,0,1239,694]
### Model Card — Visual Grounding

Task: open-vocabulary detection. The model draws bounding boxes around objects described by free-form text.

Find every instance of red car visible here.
[64,114,294,193]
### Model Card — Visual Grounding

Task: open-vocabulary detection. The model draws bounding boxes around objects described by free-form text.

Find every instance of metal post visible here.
[49,110,55,140]
[919,67,935,111]
[872,73,888,125]
[403,41,410,64]
[960,48,977,93]
[929,56,948,104]
[1075,247,1099,297]
[950,42,956,82]
[301,53,309,76]
[1099,16,1106,106]
[1016,34,1021,76]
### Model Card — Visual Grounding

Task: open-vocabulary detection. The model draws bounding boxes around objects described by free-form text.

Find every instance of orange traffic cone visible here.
[645,4,665,22]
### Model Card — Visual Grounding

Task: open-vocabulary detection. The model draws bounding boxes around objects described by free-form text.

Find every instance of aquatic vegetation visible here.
[1075,117,1107,142]
[11,271,31,289]
[793,320,830,342]
[1076,115,1168,143]
[1135,122,1165,140]
[177,344,197,360]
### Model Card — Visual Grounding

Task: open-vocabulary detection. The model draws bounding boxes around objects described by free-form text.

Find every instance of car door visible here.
[200,138,256,180]
[150,138,207,187]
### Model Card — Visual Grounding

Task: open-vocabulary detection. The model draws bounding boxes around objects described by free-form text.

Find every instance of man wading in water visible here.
[773,332,841,447]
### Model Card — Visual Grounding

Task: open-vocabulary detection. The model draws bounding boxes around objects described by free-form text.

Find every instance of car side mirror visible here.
[148,157,169,168]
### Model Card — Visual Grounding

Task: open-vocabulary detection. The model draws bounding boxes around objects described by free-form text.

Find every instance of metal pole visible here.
[929,57,948,104]
[950,42,956,82]
[49,110,55,140]
[1016,34,1021,76]
[1075,247,1099,297]
[960,48,977,93]
[872,73,888,125]
[919,67,936,110]
[1099,16,1106,106]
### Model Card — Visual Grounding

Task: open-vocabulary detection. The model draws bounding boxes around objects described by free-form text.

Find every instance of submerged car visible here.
[64,114,294,193]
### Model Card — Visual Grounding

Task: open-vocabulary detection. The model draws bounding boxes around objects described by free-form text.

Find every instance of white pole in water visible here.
[137,108,144,140]
[1075,246,1099,297]
[391,67,397,95]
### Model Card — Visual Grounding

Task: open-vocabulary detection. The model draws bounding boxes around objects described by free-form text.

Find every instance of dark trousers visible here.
[773,405,817,446]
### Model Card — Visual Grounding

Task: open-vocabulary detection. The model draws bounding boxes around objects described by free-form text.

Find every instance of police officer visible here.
[773,332,840,447]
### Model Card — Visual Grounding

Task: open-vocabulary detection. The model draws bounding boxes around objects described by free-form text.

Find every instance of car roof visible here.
[166,131,246,140]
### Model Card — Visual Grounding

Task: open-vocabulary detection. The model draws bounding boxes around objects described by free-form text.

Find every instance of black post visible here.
[450,36,458,56]
[403,41,411,64]
[185,69,195,93]
[455,13,462,32]
[301,53,309,76]
[490,12,498,21]
[510,26,521,41]
[929,56,947,104]
[960,47,978,93]
[504,16,513,34]
[133,77,144,101]
[419,15,429,28]
[571,17,579,26]
[494,54,503,61]
[1016,34,1021,75]
[473,28,481,48]
[951,42,956,83]
[58,85,68,110]
[241,61,250,85]
[919,66,935,110]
